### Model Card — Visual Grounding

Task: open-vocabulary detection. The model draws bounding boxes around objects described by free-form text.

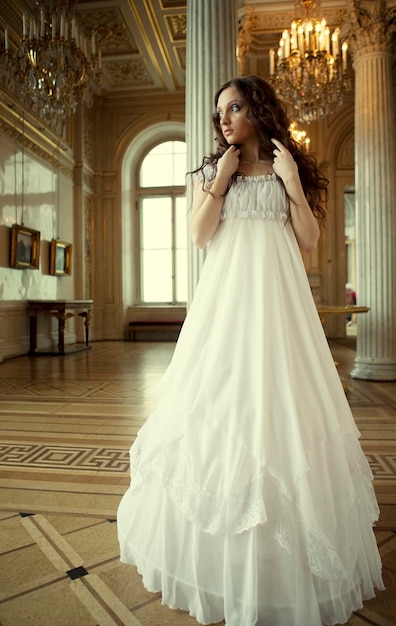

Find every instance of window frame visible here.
[135,141,187,305]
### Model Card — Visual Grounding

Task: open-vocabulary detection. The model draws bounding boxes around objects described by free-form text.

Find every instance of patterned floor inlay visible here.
[0,340,395,626]
[0,444,130,472]
[367,454,396,481]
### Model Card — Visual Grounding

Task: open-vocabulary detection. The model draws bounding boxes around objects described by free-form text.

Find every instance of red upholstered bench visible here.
[128,320,184,341]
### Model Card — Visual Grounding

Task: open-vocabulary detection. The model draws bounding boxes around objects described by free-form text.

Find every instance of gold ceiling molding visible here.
[103,60,153,87]
[166,14,187,40]
[0,117,73,179]
[131,1,174,90]
[160,0,187,8]
[252,10,298,31]
[0,97,73,178]
[175,46,186,71]
[252,7,347,32]
[78,7,135,54]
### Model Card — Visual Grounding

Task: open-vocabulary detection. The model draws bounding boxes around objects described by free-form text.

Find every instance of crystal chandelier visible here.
[2,0,101,123]
[289,122,310,152]
[269,0,351,123]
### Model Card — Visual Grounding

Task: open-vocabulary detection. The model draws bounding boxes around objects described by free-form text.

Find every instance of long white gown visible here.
[117,172,384,626]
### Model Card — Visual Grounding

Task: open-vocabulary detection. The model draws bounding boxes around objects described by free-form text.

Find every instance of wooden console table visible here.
[316,304,369,386]
[27,300,93,355]
[316,304,369,324]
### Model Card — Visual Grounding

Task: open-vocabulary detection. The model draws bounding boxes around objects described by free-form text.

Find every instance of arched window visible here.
[137,140,187,303]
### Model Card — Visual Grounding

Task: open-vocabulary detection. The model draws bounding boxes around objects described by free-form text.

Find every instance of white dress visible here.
[117,172,384,626]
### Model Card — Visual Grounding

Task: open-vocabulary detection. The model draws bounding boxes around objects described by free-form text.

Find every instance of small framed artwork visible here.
[10,224,41,269]
[50,239,72,276]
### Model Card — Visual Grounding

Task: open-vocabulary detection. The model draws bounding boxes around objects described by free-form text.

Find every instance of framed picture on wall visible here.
[50,239,72,276]
[10,224,41,269]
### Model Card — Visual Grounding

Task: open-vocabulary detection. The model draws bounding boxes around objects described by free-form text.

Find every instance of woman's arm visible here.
[190,145,240,249]
[271,139,320,254]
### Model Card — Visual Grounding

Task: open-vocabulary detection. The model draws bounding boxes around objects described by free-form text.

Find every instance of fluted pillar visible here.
[186,0,238,303]
[348,1,396,380]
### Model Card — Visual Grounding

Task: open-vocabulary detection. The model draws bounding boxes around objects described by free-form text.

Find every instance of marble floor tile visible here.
[0,340,394,626]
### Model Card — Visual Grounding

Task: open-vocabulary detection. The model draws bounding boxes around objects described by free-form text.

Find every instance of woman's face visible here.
[216,86,257,147]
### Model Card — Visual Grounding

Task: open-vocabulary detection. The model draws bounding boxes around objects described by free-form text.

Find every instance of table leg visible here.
[29,314,37,353]
[79,310,92,347]
[58,314,66,354]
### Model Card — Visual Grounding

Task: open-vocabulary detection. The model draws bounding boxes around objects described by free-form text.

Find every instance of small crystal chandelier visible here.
[289,122,310,152]
[269,0,351,123]
[2,0,101,123]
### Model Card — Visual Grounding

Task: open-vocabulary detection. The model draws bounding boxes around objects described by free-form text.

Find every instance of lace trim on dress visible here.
[128,429,379,581]
[220,206,289,222]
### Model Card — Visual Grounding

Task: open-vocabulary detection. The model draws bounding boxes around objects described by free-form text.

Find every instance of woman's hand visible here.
[217,144,241,180]
[271,138,298,183]
[271,138,320,254]
[190,145,240,249]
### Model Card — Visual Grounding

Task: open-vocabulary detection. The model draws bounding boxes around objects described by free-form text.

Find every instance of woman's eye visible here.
[217,111,223,119]
[231,103,240,112]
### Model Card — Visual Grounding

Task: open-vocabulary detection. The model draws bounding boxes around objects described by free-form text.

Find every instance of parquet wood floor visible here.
[0,340,395,626]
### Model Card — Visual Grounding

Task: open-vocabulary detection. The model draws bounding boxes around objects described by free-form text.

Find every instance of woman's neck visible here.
[240,157,271,164]
[239,150,272,164]
[237,158,274,177]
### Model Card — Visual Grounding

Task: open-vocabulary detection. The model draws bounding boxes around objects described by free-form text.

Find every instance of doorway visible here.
[344,186,356,336]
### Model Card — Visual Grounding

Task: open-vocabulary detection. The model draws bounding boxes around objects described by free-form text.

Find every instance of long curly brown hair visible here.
[197,75,328,223]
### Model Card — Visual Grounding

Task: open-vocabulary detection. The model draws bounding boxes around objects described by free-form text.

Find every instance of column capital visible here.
[346,0,396,57]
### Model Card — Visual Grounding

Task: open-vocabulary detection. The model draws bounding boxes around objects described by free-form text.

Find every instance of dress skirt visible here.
[117,175,383,625]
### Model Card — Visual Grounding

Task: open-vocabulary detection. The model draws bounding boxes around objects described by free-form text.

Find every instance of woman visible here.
[118,76,383,626]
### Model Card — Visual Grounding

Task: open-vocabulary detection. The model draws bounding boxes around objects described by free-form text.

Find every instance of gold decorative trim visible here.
[165,14,187,41]
[0,97,74,179]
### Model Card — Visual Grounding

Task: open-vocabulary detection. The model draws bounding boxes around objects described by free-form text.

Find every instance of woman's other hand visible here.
[271,138,298,183]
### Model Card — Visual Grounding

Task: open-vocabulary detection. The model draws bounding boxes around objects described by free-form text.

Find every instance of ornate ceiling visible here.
[76,0,187,95]
[1,1,355,101]
[0,0,188,97]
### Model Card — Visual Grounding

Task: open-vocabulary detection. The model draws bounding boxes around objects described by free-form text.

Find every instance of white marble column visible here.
[349,5,396,380]
[186,0,238,303]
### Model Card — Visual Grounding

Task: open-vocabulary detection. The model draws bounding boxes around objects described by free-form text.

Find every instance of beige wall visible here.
[0,101,75,360]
